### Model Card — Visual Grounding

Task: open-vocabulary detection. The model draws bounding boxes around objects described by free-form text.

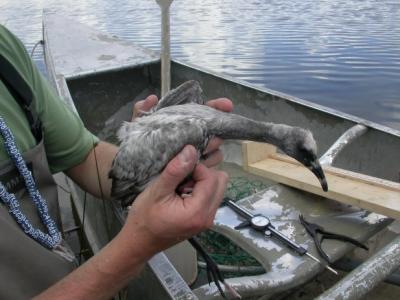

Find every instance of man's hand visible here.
[132,95,233,168]
[123,145,228,253]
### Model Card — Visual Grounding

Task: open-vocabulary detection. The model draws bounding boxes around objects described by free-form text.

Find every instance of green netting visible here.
[197,177,269,274]
[225,177,270,201]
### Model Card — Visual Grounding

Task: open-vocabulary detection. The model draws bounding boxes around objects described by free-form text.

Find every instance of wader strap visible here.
[0,54,42,142]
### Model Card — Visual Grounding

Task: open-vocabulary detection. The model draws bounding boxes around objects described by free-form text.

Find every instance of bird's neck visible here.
[211,114,290,149]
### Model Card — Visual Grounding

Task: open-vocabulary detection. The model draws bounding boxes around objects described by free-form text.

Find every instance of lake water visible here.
[1,0,399,130]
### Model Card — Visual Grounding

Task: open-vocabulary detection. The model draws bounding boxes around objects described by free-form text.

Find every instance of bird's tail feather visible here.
[155,80,205,111]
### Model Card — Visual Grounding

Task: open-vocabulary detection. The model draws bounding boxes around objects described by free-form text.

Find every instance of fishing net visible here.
[197,177,269,276]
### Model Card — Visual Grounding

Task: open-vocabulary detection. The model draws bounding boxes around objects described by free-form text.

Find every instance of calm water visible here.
[1,0,400,130]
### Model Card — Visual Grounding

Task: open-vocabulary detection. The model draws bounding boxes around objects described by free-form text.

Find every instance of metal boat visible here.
[43,11,400,300]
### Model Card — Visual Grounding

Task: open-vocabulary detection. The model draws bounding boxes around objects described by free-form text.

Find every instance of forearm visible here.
[66,141,117,199]
[34,221,157,300]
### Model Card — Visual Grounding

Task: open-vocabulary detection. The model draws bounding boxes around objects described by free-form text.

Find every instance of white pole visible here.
[156,0,173,97]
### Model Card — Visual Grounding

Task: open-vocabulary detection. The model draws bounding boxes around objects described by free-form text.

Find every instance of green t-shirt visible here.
[0,25,98,173]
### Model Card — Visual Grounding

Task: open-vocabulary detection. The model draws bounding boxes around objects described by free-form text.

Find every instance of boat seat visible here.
[193,184,391,299]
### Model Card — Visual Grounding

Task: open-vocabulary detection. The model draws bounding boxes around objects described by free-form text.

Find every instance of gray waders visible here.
[0,54,77,299]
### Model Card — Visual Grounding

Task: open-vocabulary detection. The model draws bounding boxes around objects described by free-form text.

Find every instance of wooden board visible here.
[242,141,400,219]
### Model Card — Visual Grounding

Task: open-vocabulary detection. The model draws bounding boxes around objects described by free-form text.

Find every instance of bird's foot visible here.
[203,255,241,299]
[189,237,241,299]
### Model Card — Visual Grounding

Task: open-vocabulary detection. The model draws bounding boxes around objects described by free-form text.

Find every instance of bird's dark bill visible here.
[309,161,328,192]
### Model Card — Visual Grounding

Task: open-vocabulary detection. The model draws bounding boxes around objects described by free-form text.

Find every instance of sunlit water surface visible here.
[1,0,399,130]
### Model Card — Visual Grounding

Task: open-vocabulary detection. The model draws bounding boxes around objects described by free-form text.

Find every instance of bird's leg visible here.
[189,237,241,299]
[177,167,241,298]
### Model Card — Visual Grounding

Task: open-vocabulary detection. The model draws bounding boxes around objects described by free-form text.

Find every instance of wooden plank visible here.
[242,142,400,220]
[242,141,276,170]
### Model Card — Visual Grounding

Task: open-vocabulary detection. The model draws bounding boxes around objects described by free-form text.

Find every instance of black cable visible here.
[30,40,44,57]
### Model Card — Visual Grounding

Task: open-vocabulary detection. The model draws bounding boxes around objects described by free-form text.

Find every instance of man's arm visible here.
[65,140,117,199]
[35,145,228,300]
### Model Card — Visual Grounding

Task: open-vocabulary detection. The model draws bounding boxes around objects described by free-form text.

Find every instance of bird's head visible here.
[280,127,328,192]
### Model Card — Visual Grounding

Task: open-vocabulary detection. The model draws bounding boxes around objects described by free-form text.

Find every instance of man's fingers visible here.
[206,98,233,113]
[201,149,223,168]
[135,96,232,120]
[208,171,228,213]
[204,137,223,154]
[142,95,158,111]
[132,95,159,120]
[154,145,197,195]
[177,179,195,194]
[189,163,226,207]
[187,166,228,227]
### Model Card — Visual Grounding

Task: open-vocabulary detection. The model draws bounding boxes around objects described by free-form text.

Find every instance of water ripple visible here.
[0,0,399,130]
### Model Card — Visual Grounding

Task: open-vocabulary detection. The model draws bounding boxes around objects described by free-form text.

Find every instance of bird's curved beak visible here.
[309,161,328,192]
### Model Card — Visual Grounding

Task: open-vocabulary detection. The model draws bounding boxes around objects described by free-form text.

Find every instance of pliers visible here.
[299,214,369,264]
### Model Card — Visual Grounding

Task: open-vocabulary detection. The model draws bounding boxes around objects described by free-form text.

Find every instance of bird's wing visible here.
[153,80,205,111]
[109,115,209,206]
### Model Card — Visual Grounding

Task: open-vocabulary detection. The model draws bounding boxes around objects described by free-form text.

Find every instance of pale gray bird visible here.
[109,80,328,207]
[109,80,328,299]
